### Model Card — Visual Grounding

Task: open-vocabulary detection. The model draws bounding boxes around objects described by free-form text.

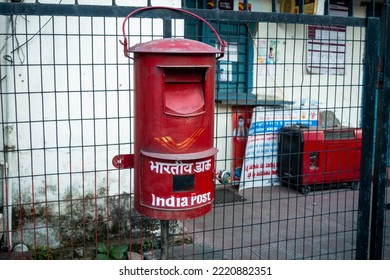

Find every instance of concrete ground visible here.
[146,183,390,260]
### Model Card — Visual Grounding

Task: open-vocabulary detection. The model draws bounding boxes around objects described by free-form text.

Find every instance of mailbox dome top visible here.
[128,38,222,54]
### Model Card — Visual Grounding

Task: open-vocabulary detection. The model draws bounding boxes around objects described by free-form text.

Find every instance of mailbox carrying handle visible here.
[120,6,227,60]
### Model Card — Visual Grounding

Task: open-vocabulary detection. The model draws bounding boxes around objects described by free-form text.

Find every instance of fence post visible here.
[356,16,380,260]
[370,4,390,260]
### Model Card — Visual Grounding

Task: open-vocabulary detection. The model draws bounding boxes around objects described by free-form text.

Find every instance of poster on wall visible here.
[280,0,318,14]
[329,0,349,17]
[257,39,279,77]
[219,42,237,82]
[207,0,234,10]
[307,25,346,75]
[257,39,278,64]
[239,106,318,190]
[238,2,252,11]
[306,1,348,74]
[231,106,254,186]
[219,0,234,10]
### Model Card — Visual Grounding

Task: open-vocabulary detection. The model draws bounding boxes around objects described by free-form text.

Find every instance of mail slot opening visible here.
[163,67,207,116]
[173,174,195,192]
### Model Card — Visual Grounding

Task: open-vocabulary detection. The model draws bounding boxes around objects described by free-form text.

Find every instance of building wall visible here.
[214,0,367,173]
[1,0,184,247]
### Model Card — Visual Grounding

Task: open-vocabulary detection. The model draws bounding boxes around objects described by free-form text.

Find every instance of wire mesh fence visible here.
[0,0,389,260]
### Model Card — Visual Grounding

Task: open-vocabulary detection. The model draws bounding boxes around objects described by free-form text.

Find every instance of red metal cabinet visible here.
[278,126,362,194]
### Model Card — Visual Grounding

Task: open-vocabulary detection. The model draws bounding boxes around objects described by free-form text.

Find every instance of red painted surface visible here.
[279,126,362,187]
[122,38,221,220]
[231,106,254,186]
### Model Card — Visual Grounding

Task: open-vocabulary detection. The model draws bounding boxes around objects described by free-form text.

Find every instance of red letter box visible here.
[113,7,227,220]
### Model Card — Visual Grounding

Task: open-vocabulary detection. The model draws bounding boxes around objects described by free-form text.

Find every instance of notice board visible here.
[307,25,346,75]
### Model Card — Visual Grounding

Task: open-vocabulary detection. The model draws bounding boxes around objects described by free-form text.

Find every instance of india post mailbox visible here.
[112,7,227,220]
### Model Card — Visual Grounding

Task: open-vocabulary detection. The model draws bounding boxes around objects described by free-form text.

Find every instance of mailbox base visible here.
[135,201,213,221]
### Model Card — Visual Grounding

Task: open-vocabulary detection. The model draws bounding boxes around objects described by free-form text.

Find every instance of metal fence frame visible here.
[0,0,389,260]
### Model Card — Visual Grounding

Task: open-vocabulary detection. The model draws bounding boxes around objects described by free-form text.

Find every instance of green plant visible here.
[131,238,160,254]
[34,246,54,260]
[97,242,128,260]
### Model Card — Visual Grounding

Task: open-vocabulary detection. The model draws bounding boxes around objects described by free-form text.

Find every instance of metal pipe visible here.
[0,213,3,247]
[1,14,17,249]
[0,162,3,247]
[0,163,3,209]
[0,162,10,250]
[160,220,169,260]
